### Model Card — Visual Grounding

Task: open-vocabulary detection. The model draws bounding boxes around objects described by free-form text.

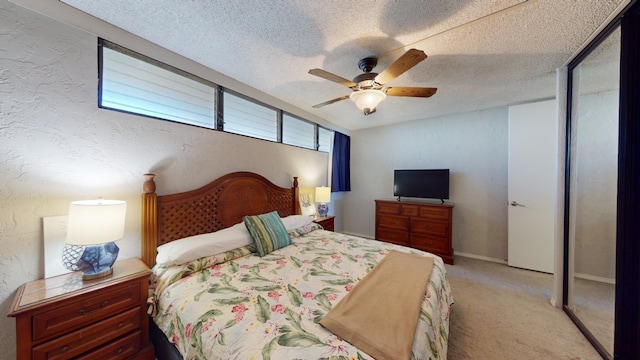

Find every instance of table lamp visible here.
[315,186,331,217]
[62,199,126,280]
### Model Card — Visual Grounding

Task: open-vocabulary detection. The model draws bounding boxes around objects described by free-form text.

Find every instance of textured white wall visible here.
[346,108,509,261]
[0,2,327,357]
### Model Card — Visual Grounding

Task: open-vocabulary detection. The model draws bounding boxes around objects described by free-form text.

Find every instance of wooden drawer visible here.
[75,330,141,360]
[411,234,450,254]
[32,307,141,359]
[419,206,450,221]
[411,218,448,237]
[377,214,409,231]
[322,222,334,231]
[314,216,334,231]
[376,202,400,215]
[377,228,409,245]
[401,204,419,216]
[32,282,141,341]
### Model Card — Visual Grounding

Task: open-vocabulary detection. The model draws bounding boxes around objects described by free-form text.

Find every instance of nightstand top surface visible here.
[8,258,150,314]
[313,215,335,221]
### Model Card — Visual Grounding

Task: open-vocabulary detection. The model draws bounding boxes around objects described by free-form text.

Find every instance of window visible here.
[99,39,333,152]
[318,127,332,153]
[99,40,216,128]
[283,114,314,149]
[223,91,278,141]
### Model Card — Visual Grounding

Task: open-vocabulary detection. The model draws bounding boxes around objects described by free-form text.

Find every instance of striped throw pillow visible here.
[243,211,292,256]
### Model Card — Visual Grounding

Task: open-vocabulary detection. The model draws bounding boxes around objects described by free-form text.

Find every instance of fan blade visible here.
[312,95,350,108]
[374,49,428,84]
[385,87,437,98]
[308,69,356,88]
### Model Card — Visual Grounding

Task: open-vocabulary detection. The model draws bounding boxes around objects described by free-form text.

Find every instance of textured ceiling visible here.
[60,0,624,130]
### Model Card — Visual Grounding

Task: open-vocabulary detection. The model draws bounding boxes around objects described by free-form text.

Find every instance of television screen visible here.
[393,169,450,201]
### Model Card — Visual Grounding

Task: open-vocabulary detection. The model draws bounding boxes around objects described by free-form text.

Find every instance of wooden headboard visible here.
[141,172,299,267]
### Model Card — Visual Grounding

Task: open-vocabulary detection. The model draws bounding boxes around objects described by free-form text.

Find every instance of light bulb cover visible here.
[349,89,386,114]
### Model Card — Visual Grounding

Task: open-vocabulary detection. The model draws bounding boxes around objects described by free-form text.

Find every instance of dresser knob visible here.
[61,345,69,353]
[117,347,124,354]
[117,322,124,329]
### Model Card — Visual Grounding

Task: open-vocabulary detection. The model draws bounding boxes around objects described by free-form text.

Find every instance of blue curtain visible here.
[331,131,351,192]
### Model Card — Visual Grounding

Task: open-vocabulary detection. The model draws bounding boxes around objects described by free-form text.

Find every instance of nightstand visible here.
[7,258,154,360]
[314,215,335,231]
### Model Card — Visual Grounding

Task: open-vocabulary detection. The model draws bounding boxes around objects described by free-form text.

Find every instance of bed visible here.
[141,172,453,359]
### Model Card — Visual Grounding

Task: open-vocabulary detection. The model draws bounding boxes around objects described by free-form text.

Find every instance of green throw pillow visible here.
[244,211,292,256]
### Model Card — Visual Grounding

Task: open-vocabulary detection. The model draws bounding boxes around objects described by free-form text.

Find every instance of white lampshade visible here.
[66,199,126,245]
[315,187,331,203]
[349,89,386,113]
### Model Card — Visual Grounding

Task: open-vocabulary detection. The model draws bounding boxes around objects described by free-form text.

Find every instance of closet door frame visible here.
[613,3,640,358]
[562,2,639,359]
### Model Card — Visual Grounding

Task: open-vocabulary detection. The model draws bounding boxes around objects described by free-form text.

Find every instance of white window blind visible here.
[283,114,314,149]
[223,92,277,141]
[101,46,216,128]
[318,127,333,153]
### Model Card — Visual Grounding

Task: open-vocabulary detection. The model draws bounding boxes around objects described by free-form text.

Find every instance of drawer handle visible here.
[117,348,124,354]
[117,322,124,329]
[61,345,69,353]
[78,300,109,315]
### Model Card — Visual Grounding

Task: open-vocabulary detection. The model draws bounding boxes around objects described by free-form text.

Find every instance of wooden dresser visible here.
[375,199,454,264]
[8,258,154,360]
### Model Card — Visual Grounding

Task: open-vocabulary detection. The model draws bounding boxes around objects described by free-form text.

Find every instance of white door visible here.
[508,100,557,273]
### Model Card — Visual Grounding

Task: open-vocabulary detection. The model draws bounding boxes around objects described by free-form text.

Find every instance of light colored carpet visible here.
[445,256,602,360]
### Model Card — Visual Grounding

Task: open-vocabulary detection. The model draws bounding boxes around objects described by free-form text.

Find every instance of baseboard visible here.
[574,272,616,285]
[454,251,508,265]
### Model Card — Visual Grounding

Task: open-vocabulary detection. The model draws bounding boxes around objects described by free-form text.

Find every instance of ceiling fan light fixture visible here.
[349,89,386,115]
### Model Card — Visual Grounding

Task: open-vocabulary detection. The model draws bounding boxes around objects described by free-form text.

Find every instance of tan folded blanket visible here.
[319,251,434,360]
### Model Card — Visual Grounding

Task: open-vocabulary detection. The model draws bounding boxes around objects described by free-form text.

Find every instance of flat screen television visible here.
[393,169,450,202]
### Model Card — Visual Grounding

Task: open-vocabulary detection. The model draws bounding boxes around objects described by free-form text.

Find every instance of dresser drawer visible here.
[321,222,334,231]
[32,282,141,341]
[376,202,400,215]
[314,216,334,231]
[401,204,419,216]
[410,234,450,254]
[376,228,409,245]
[32,307,141,359]
[411,218,448,237]
[75,330,141,360]
[377,214,409,231]
[419,206,450,220]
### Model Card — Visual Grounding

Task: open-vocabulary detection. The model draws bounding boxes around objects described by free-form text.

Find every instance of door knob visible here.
[510,201,525,207]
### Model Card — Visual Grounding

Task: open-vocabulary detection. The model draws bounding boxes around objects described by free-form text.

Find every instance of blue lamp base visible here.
[317,203,329,217]
[62,242,119,280]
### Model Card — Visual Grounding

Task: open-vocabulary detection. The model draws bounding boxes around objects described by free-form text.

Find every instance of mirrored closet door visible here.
[565,24,620,359]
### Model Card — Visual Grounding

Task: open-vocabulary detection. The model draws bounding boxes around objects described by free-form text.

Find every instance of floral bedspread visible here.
[149,224,453,360]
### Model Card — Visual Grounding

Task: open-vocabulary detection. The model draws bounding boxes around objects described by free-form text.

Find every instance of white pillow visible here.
[280,215,314,230]
[156,222,252,267]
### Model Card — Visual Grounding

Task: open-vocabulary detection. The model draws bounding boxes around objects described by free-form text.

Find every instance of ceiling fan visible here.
[309,49,437,115]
